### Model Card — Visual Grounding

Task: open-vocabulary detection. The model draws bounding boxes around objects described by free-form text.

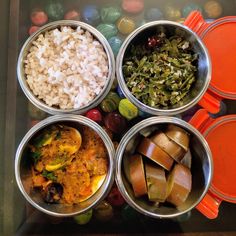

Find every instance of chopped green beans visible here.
[123,33,198,108]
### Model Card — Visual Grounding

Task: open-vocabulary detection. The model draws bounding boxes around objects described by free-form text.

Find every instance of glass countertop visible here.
[1,0,236,235]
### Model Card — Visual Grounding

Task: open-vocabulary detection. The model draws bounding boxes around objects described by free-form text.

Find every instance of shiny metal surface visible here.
[116,116,213,218]
[15,115,115,217]
[17,20,115,115]
[116,21,211,116]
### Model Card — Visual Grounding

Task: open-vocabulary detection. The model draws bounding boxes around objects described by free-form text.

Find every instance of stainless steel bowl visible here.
[15,115,115,217]
[116,116,213,218]
[116,21,211,116]
[17,20,115,115]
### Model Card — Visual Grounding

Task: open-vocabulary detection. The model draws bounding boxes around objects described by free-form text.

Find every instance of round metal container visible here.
[17,20,115,115]
[15,115,115,217]
[116,21,211,116]
[116,116,213,218]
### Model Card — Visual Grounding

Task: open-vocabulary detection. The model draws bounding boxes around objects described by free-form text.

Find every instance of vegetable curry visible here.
[29,125,108,204]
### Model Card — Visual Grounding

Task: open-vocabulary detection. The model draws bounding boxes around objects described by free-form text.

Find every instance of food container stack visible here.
[15,0,236,223]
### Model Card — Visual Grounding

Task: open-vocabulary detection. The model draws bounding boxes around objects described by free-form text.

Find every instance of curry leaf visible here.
[42,170,57,181]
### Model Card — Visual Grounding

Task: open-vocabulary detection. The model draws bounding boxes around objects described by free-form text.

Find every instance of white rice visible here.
[24,26,109,109]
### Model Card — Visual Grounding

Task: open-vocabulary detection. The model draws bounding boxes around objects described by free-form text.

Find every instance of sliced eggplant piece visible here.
[129,154,147,197]
[165,124,190,151]
[166,164,192,207]
[137,138,174,171]
[151,131,186,162]
[145,163,167,202]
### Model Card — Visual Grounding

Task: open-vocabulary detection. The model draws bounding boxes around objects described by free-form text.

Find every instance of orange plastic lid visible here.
[200,18,236,99]
[203,116,236,202]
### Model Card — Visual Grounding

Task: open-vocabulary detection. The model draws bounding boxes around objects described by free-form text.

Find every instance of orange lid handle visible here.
[196,193,222,219]
[184,11,209,36]
[189,109,214,133]
[198,92,221,114]
[184,12,221,114]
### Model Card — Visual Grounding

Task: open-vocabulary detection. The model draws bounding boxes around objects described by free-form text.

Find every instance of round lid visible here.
[204,116,236,202]
[201,18,236,99]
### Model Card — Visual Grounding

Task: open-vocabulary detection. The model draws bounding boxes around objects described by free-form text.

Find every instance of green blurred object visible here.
[101,6,121,23]
[96,23,118,39]
[45,0,64,20]
[182,3,203,18]
[118,98,138,120]
[108,36,123,57]
[94,200,114,221]
[73,209,93,225]
[100,91,121,112]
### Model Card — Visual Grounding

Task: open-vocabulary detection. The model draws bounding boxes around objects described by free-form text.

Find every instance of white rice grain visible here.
[24,26,109,109]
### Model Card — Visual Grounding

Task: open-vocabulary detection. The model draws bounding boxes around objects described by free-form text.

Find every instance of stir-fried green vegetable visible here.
[123,33,198,108]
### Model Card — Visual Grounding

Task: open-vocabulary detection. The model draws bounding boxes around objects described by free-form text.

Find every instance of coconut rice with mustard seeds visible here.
[24,26,109,109]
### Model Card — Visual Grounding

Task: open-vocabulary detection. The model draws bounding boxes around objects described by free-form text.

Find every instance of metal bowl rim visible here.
[17,20,115,115]
[116,20,212,116]
[15,114,115,217]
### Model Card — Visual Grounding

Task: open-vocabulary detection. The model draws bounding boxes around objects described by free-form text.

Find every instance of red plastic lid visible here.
[184,12,236,99]
[203,116,236,203]
[201,18,236,99]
